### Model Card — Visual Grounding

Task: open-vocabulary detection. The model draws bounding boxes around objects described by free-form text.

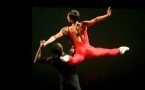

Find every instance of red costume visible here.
[67,27,120,65]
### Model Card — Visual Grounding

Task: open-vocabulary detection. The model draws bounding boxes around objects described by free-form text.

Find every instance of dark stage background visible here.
[32,7,145,90]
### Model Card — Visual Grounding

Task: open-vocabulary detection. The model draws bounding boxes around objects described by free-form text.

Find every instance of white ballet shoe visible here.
[119,46,130,54]
[60,55,69,62]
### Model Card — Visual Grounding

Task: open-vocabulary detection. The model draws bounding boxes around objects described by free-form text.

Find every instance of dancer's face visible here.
[67,15,71,22]
[51,43,63,56]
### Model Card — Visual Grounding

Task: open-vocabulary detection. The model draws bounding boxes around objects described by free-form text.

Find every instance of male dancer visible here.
[34,40,81,90]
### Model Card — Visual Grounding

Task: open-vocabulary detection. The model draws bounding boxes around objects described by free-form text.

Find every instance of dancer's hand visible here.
[40,40,46,48]
[107,7,112,16]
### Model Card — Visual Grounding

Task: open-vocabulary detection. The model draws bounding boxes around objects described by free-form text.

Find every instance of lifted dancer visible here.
[42,7,129,65]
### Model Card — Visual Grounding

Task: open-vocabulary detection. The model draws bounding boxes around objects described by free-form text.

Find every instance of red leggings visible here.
[68,45,120,65]
[67,28,120,65]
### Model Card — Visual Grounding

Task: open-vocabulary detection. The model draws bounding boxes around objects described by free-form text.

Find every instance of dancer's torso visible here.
[52,55,76,78]
[67,23,89,47]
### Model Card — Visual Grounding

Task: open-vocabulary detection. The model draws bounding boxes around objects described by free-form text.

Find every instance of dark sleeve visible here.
[68,45,75,56]
[36,57,53,64]
[68,50,74,56]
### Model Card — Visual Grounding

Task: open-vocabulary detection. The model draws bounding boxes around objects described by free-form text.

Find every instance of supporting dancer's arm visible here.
[34,40,53,64]
[82,7,112,27]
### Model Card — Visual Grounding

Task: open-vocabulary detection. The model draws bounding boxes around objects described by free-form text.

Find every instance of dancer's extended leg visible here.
[86,46,120,58]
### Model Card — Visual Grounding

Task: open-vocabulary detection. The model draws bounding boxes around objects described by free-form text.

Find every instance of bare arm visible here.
[34,40,53,64]
[42,28,65,47]
[34,40,44,63]
[82,7,112,27]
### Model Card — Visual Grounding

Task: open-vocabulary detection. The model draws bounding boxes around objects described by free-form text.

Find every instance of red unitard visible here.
[67,27,120,65]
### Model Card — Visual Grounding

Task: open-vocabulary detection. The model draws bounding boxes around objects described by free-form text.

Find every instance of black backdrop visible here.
[1,0,145,90]
[32,7,145,90]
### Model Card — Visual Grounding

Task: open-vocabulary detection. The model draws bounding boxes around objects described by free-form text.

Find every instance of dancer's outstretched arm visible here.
[42,27,67,48]
[82,7,111,27]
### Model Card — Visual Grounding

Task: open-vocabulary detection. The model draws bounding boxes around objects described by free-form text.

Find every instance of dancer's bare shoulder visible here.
[61,26,69,35]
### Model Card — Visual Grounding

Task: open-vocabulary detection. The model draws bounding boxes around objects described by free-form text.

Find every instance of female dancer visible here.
[42,7,129,65]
